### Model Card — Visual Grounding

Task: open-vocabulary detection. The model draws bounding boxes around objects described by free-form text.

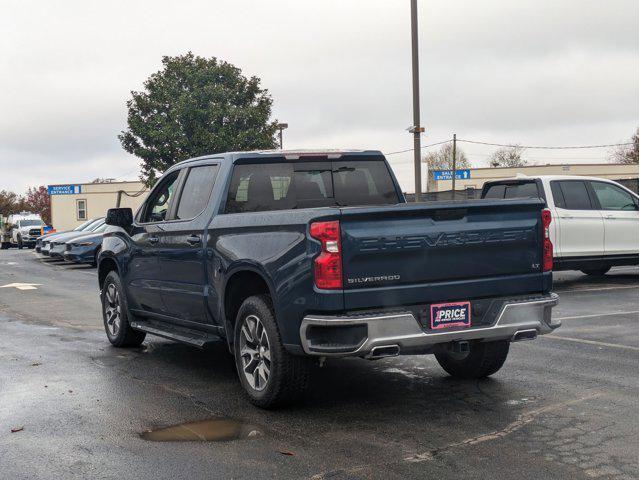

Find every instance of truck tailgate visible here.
[339,199,548,310]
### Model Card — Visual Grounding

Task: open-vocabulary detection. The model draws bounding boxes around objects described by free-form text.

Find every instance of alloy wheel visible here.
[239,314,271,391]
[104,283,122,336]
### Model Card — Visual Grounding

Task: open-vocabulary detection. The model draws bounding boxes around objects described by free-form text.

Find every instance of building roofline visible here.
[47,180,146,187]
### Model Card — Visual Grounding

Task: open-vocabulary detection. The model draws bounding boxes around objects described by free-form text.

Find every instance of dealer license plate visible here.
[430,301,471,330]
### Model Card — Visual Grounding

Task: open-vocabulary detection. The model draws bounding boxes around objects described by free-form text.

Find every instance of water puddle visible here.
[141,418,263,442]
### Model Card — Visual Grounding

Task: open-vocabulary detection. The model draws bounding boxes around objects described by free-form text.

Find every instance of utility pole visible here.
[451,133,457,199]
[276,123,288,149]
[410,0,423,202]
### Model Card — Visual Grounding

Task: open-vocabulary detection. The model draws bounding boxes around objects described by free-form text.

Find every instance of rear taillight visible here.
[542,209,553,272]
[310,220,343,289]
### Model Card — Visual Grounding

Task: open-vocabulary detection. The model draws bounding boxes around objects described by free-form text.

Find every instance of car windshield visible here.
[88,220,106,231]
[21,220,43,226]
[74,219,99,231]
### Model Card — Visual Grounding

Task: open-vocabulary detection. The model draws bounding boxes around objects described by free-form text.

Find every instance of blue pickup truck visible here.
[98,150,559,408]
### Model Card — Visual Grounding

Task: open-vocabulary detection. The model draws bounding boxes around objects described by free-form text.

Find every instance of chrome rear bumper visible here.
[300,293,559,357]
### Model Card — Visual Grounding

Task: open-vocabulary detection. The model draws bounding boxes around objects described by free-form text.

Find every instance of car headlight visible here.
[76,242,95,246]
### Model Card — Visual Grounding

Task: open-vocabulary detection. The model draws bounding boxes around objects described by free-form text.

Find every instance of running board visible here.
[130,319,222,348]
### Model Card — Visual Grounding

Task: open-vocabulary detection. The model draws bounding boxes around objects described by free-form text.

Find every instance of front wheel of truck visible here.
[233,295,310,408]
[101,271,146,348]
[435,340,510,379]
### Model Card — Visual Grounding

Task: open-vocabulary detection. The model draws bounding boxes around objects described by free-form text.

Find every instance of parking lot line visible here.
[544,336,639,352]
[554,310,639,321]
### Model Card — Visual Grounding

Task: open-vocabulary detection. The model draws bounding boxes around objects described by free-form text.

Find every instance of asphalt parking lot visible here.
[1,249,638,479]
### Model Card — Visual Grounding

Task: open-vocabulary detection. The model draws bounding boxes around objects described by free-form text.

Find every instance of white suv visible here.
[482,175,639,276]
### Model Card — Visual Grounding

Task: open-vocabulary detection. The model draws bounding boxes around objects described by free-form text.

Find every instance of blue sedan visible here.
[62,224,107,267]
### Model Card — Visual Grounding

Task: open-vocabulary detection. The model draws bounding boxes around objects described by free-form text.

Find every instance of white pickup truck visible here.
[0,212,44,249]
[482,175,639,276]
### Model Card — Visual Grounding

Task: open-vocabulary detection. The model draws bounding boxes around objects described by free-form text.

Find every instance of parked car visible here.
[0,212,44,249]
[62,223,108,266]
[482,175,639,275]
[98,150,558,408]
[35,217,99,253]
[45,218,105,258]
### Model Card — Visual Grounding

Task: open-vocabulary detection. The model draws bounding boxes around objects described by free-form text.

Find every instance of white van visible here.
[482,175,639,275]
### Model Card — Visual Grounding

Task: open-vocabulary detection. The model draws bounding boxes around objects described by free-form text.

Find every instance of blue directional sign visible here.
[47,185,82,195]
[432,169,471,181]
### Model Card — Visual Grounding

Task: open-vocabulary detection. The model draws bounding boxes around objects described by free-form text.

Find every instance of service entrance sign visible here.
[47,185,82,195]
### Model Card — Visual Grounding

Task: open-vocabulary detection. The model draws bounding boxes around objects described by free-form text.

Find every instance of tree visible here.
[0,190,26,215]
[423,143,470,171]
[119,52,279,186]
[24,186,51,225]
[611,128,639,164]
[489,145,527,168]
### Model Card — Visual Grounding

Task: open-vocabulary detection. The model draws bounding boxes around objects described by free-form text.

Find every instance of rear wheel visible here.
[435,340,510,379]
[101,271,146,348]
[581,267,611,276]
[233,295,310,408]
[0,242,9,250]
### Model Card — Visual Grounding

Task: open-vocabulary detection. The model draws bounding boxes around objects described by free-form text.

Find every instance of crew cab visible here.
[1,212,44,249]
[99,150,559,408]
[482,175,639,275]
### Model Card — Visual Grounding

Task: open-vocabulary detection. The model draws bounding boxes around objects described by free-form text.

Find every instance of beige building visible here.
[428,163,639,195]
[48,181,149,231]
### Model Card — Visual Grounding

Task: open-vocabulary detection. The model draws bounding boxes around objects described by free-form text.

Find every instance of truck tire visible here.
[435,340,510,379]
[581,267,610,276]
[233,294,310,408]
[1,242,8,250]
[101,271,146,348]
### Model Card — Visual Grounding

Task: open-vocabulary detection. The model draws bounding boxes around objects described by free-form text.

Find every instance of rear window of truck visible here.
[482,181,540,200]
[225,160,399,213]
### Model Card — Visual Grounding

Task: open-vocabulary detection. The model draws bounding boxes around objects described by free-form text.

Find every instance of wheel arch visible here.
[223,266,275,347]
[98,256,120,290]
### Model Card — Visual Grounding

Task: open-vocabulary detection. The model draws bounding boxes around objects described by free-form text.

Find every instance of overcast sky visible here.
[1,0,638,193]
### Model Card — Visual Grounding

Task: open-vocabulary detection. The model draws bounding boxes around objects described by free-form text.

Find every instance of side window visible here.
[556,181,592,210]
[550,181,565,208]
[76,199,87,220]
[591,182,638,211]
[141,171,180,223]
[175,165,219,220]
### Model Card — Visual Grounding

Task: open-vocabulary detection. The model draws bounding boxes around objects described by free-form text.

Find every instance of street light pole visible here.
[410,0,422,202]
[276,123,288,149]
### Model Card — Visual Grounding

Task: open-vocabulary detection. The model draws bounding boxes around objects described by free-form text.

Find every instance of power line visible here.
[456,139,633,150]
[385,137,633,157]
[385,139,452,156]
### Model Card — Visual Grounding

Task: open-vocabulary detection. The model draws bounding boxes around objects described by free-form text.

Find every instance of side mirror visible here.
[106,208,133,229]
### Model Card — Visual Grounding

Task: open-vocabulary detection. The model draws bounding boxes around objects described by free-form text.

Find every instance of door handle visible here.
[148,236,159,245]
[186,235,201,246]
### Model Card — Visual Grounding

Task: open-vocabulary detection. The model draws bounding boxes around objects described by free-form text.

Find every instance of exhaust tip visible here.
[512,329,538,342]
[367,345,400,360]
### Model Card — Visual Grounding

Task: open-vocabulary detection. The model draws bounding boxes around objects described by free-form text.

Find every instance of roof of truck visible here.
[172,149,384,168]
[486,174,625,183]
